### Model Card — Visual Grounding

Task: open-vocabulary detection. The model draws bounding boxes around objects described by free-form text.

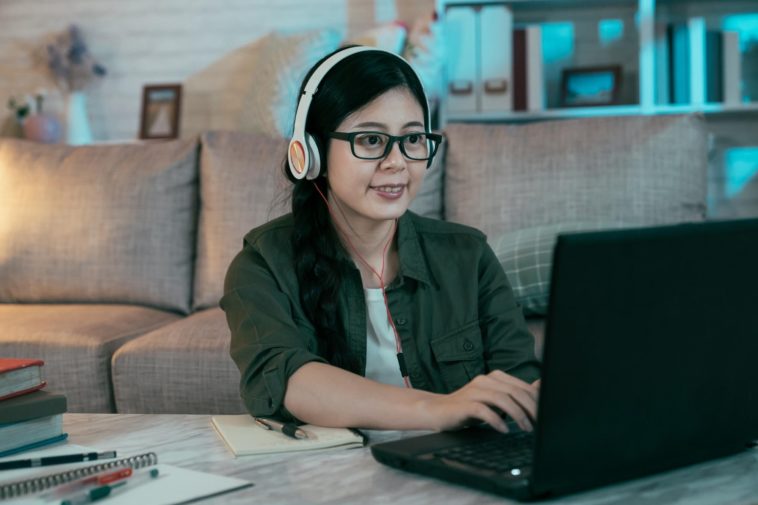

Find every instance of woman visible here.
[221,46,540,434]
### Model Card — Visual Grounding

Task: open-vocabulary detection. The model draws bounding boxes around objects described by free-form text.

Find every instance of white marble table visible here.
[62,414,758,505]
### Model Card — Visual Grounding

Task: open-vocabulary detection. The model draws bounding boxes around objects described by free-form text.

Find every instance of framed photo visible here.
[139,84,182,139]
[560,65,622,107]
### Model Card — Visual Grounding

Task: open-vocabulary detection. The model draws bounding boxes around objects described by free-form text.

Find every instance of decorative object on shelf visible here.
[139,84,182,139]
[23,91,62,144]
[43,24,106,145]
[404,11,446,121]
[64,91,92,144]
[6,95,31,126]
[7,91,62,143]
[560,65,622,107]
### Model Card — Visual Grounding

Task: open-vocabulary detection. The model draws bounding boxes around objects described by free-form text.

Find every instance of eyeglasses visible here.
[328,131,443,161]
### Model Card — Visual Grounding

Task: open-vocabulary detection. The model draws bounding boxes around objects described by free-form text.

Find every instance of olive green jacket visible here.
[221,211,540,420]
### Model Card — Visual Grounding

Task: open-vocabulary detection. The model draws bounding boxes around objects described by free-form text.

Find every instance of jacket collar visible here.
[395,212,433,287]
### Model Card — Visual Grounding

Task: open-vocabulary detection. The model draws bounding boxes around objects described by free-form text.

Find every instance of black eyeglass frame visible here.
[328,131,443,161]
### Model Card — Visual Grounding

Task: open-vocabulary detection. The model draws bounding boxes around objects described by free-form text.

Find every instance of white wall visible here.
[0,0,434,141]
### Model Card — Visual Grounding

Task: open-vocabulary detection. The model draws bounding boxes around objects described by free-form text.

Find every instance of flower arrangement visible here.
[45,25,106,92]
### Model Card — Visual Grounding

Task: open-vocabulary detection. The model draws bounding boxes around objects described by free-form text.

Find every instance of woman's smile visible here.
[369,183,406,199]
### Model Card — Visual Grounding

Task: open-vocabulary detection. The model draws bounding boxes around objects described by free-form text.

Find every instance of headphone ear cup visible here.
[305,133,323,180]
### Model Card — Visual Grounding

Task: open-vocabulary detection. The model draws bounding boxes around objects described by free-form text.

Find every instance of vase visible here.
[66,91,93,145]
[23,114,63,143]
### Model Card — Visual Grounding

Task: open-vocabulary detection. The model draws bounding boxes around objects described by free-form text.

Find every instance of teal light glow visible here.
[725,147,758,198]
[599,19,624,47]
[542,22,574,63]
[723,13,758,51]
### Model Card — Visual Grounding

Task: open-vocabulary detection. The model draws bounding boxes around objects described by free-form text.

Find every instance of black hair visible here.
[283,47,428,372]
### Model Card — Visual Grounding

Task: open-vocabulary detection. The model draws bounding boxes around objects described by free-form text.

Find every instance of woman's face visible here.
[326,87,427,230]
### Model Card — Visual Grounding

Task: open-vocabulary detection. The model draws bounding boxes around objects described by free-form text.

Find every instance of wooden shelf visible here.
[447,102,758,123]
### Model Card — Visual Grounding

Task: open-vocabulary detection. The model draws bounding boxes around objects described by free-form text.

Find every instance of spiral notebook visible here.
[0,444,252,503]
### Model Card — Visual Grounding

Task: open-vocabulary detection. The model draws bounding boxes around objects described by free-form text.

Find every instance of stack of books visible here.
[0,358,67,457]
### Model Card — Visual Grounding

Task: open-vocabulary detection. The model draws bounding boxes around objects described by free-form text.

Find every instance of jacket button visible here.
[463,339,474,351]
[395,318,407,326]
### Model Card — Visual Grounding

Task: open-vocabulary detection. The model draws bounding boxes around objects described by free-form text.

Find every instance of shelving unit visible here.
[435,0,758,124]
[446,102,758,123]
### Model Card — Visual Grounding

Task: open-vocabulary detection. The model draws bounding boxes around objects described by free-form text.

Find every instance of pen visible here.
[60,467,159,505]
[254,417,313,440]
[42,467,133,499]
[0,451,117,471]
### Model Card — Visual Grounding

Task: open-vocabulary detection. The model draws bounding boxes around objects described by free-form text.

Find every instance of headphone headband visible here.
[287,46,431,180]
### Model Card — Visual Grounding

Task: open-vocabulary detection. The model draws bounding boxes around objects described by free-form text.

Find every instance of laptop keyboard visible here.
[435,431,534,474]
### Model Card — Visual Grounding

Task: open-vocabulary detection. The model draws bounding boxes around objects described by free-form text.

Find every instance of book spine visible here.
[688,17,706,106]
[526,24,544,112]
[706,30,723,103]
[512,27,527,111]
[668,22,690,105]
[723,31,741,106]
[655,22,670,105]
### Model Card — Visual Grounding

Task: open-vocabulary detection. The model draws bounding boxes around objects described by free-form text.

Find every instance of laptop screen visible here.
[531,218,758,496]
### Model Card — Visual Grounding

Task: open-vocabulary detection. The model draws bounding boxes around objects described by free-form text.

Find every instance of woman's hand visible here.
[418,370,540,433]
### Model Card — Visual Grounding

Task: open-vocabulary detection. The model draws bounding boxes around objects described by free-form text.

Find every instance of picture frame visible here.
[139,84,182,139]
[560,65,622,107]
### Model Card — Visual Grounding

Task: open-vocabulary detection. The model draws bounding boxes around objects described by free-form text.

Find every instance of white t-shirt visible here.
[364,288,406,388]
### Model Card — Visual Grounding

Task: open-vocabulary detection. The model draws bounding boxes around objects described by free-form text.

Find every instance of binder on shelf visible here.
[445,5,478,115]
[479,4,513,113]
[723,30,742,106]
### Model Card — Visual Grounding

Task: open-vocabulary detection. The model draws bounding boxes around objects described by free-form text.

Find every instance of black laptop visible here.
[371,218,758,500]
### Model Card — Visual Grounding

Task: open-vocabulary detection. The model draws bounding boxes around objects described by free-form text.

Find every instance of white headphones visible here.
[287,46,432,180]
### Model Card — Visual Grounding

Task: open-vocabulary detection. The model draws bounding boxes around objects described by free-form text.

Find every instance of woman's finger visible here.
[470,375,538,422]
[486,370,538,404]
[465,387,534,432]
[465,403,509,433]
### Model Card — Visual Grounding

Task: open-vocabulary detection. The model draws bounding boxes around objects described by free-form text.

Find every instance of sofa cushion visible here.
[112,307,246,414]
[194,131,290,310]
[0,304,180,412]
[408,131,446,220]
[238,29,342,137]
[0,138,198,314]
[444,114,708,239]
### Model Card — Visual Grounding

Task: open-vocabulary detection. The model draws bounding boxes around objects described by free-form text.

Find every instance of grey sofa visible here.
[0,114,708,413]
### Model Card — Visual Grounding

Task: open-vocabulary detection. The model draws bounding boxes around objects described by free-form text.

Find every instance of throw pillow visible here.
[444,114,709,239]
[238,29,342,138]
[492,222,622,316]
[0,138,198,313]
[408,131,446,220]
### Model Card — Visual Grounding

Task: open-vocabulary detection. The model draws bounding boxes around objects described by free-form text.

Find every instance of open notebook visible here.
[211,415,365,456]
[0,444,251,504]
